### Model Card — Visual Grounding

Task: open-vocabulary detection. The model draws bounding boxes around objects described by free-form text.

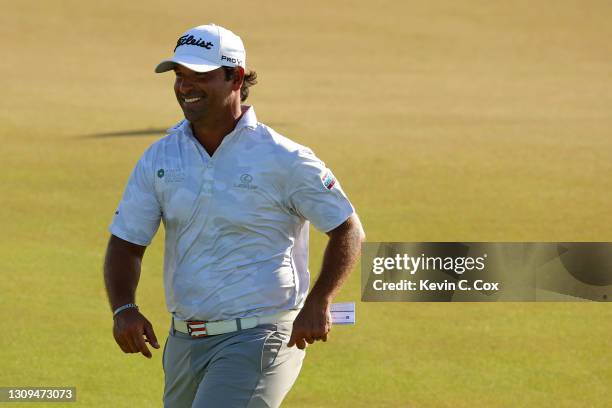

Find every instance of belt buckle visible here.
[186,320,208,337]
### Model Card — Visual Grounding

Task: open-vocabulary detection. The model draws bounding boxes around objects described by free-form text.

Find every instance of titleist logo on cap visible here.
[174,35,214,51]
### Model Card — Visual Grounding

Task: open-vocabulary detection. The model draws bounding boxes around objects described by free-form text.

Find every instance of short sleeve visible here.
[285,148,355,232]
[109,149,162,246]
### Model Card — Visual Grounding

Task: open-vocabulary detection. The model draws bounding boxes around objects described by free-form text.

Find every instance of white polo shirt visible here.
[109,106,354,321]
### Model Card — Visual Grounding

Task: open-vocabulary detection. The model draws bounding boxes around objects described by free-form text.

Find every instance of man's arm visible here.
[104,234,159,358]
[288,213,366,349]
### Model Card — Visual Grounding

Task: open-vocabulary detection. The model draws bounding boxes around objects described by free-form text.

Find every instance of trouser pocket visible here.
[162,336,169,372]
[260,330,286,372]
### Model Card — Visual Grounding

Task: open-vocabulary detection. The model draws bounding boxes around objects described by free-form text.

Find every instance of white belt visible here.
[172,310,299,338]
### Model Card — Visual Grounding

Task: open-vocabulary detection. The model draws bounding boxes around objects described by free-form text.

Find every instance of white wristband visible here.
[113,303,138,317]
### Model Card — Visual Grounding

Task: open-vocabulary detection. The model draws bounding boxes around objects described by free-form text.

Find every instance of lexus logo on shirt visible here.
[234,173,257,190]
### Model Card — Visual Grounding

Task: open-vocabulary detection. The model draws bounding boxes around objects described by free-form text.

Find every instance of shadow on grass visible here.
[81,128,169,138]
[80,122,293,139]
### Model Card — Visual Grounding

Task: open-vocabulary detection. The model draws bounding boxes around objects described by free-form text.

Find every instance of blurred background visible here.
[1,0,611,406]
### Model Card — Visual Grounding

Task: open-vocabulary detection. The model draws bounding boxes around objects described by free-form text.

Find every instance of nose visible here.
[176,77,194,95]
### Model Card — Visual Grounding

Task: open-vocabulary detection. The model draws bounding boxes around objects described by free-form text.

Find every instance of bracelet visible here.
[113,303,139,317]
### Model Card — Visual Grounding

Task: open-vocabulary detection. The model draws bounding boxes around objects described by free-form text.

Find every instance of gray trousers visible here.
[163,320,305,408]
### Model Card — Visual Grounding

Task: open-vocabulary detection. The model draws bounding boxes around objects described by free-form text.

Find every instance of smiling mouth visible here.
[183,96,202,104]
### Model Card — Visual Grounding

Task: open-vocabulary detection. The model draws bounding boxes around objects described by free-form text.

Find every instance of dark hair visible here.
[223,66,257,102]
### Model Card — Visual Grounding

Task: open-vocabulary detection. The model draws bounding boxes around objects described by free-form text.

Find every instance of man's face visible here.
[173,65,235,122]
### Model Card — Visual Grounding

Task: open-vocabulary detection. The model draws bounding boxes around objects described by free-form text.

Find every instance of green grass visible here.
[1,0,612,406]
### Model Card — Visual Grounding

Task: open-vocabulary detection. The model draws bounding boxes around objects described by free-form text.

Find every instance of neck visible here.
[191,103,244,156]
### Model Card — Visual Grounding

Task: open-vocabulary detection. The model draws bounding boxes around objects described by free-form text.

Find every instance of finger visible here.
[288,329,303,348]
[123,332,139,353]
[296,338,307,350]
[116,336,131,353]
[134,333,152,358]
[320,332,328,342]
[123,329,145,355]
[114,329,131,353]
[305,337,315,344]
[144,323,160,349]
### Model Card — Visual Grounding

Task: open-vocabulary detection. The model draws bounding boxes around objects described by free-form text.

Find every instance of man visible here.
[104,24,365,407]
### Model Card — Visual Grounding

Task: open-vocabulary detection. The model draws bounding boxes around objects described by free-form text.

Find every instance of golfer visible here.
[103,23,365,407]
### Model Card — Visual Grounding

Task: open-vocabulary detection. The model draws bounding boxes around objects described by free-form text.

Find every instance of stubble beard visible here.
[178,96,210,123]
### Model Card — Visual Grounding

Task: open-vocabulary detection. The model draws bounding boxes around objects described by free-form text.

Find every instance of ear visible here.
[232,67,245,91]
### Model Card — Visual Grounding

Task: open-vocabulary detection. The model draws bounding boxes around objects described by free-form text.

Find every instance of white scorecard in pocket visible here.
[330,302,356,325]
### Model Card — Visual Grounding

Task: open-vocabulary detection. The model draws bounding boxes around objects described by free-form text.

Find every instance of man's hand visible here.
[288,298,332,350]
[287,214,365,350]
[113,308,160,359]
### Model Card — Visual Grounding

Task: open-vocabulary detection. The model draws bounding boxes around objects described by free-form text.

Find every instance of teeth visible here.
[184,97,201,103]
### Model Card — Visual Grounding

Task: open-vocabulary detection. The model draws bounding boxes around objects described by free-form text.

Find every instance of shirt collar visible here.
[237,105,258,131]
[169,105,258,136]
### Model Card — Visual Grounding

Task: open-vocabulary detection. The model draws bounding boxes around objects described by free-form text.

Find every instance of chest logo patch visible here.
[158,168,185,183]
[234,173,258,190]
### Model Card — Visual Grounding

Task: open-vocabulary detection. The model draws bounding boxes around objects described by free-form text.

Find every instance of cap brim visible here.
[154,55,221,73]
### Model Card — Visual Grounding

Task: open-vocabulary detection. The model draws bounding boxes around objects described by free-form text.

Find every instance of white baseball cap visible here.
[155,24,246,73]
